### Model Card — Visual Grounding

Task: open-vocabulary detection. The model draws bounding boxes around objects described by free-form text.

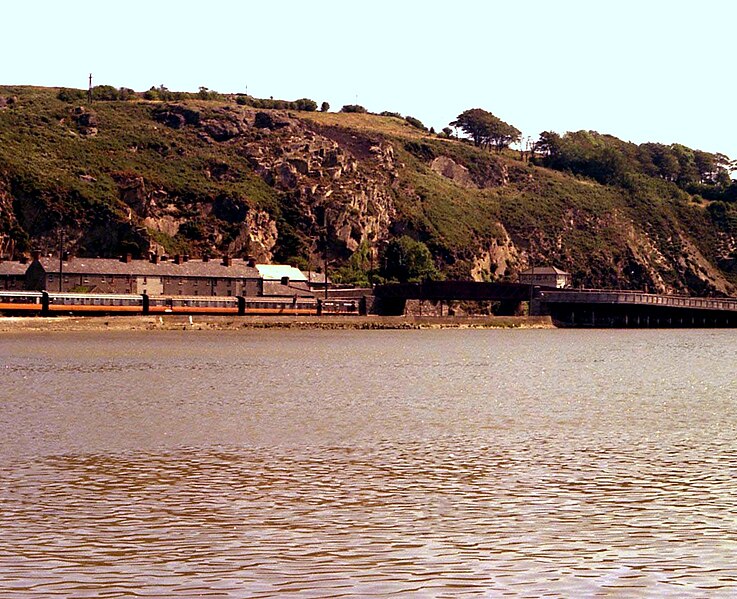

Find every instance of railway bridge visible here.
[536,289,737,327]
[374,282,737,327]
[373,281,536,315]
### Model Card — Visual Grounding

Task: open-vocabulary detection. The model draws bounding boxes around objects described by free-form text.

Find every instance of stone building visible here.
[256,264,316,298]
[0,258,28,290]
[518,266,571,289]
[22,253,262,296]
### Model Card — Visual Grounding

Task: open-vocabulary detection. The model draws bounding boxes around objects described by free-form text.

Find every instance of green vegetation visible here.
[534,129,736,194]
[235,95,317,111]
[340,104,368,114]
[0,85,735,295]
[379,236,439,282]
[450,108,521,152]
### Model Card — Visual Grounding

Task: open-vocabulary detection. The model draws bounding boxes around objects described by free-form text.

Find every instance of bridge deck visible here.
[538,289,737,312]
[374,281,536,301]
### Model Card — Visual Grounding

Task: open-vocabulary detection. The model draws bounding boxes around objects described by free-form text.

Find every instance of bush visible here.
[379,236,439,283]
[57,88,86,103]
[294,98,317,111]
[340,104,367,113]
[380,111,402,119]
[197,86,221,101]
[92,85,121,101]
[404,116,427,131]
[234,96,317,111]
[143,87,160,101]
[320,101,330,112]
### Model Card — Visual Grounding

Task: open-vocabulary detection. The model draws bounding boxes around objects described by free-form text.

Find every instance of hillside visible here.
[1,85,736,296]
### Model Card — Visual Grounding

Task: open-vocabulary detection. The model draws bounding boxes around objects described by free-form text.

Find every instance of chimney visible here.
[281,276,290,286]
[161,255,169,261]
[202,253,210,263]
[120,253,132,263]
[20,255,29,264]
[247,257,256,267]
[174,254,183,265]
[183,254,190,262]
[222,255,232,267]
[150,253,161,264]
[30,250,41,262]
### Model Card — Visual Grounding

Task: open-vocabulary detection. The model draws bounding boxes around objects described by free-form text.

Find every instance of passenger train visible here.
[0,291,358,316]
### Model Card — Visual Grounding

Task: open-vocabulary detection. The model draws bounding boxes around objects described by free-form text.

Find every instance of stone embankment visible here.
[0,315,553,333]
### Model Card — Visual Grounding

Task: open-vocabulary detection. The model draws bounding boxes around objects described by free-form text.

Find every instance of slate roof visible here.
[0,261,29,276]
[261,280,315,297]
[520,266,570,276]
[35,257,260,279]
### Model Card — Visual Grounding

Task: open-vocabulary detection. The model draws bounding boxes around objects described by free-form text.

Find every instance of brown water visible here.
[1,329,737,597]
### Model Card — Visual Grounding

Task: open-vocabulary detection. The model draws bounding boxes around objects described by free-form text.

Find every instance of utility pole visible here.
[87,73,93,105]
[58,230,64,292]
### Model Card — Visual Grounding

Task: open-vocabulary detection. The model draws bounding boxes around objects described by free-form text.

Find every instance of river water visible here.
[1,329,737,597]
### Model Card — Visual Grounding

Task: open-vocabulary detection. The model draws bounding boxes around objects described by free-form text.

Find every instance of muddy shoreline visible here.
[0,314,554,333]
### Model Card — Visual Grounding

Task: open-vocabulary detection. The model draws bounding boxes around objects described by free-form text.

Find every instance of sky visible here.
[4,0,737,159]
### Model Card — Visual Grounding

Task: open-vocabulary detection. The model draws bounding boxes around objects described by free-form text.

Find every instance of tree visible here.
[404,115,427,131]
[449,108,520,152]
[379,236,439,283]
[340,104,367,113]
[294,98,317,111]
[533,131,562,159]
[320,101,330,112]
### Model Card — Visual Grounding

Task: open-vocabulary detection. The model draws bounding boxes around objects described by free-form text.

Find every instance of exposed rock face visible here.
[153,104,201,129]
[72,106,98,136]
[470,227,521,281]
[111,172,155,217]
[241,121,396,260]
[227,209,278,261]
[431,156,476,188]
[0,181,20,256]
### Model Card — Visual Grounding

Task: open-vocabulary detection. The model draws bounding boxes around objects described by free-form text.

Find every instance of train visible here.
[0,291,362,316]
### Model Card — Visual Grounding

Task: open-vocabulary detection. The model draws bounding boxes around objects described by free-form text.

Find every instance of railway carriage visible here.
[45,292,144,314]
[0,291,44,314]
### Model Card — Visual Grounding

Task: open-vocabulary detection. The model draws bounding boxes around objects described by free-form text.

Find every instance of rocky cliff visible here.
[1,86,735,295]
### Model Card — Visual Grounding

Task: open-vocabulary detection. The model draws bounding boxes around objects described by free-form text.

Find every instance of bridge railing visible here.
[538,289,737,312]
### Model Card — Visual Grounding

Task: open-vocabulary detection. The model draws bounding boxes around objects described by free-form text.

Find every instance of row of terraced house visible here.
[0,252,329,299]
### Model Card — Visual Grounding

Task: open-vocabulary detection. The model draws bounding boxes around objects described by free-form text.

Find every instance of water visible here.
[1,329,737,597]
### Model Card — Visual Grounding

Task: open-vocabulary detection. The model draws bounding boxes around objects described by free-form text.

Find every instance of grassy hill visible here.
[1,85,735,295]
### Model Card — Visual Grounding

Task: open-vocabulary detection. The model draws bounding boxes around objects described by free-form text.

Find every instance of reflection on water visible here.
[1,329,737,597]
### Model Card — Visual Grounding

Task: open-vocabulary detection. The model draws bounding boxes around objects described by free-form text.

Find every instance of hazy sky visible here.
[5,0,736,158]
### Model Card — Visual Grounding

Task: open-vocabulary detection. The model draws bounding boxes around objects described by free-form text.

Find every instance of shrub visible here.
[294,98,317,111]
[404,115,427,131]
[379,236,439,282]
[320,101,330,112]
[57,88,86,103]
[380,111,402,119]
[143,87,160,101]
[340,104,367,113]
[92,85,121,101]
